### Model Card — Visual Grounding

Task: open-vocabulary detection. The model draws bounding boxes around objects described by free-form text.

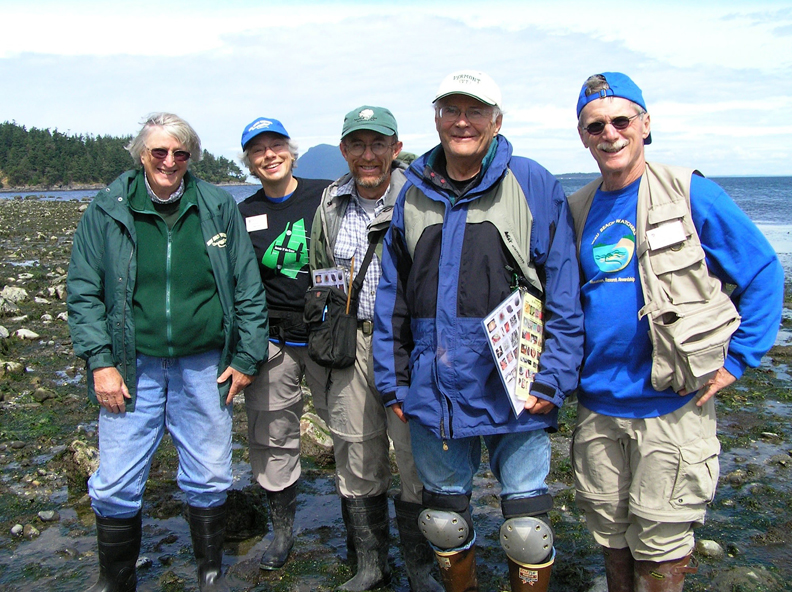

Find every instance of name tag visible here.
[245,214,268,232]
[646,220,686,250]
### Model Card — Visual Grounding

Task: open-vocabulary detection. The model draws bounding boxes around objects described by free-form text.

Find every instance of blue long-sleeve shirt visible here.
[577,174,784,418]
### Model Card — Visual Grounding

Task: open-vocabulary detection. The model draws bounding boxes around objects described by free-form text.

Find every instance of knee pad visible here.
[500,516,554,565]
[419,491,474,550]
[419,508,471,550]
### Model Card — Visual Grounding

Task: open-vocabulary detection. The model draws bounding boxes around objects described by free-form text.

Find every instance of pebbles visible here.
[696,539,725,559]
[14,328,39,340]
[0,286,28,303]
[38,510,60,522]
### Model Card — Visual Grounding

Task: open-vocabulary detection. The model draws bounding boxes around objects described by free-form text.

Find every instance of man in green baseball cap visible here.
[308,106,441,592]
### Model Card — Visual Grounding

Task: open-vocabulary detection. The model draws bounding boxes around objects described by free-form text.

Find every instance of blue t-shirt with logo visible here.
[577,174,782,418]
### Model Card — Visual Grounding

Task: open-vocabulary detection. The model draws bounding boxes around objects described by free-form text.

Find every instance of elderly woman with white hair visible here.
[67,112,268,592]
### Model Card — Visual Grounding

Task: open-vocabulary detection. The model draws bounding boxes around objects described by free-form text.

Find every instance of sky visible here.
[2,0,791,177]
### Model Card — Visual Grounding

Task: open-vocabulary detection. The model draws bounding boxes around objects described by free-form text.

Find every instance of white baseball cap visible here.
[434,70,502,108]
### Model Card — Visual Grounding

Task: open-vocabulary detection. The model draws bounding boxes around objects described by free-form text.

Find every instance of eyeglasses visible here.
[250,139,289,154]
[436,105,493,124]
[147,147,191,162]
[344,140,396,157]
[581,113,643,136]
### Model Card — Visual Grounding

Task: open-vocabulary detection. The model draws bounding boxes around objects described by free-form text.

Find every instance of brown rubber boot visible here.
[634,554,698,592]
[505,549,554,592]
[434,544,478,592]
[603,546,635,592]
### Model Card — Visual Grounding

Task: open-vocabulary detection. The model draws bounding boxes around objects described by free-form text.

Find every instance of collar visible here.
[144,172,185,204]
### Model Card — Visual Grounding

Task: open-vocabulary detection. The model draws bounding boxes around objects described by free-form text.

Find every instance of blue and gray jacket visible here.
[373,136,584,439]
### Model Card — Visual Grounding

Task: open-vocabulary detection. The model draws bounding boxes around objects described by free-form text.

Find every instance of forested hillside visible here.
[0,122,246,188]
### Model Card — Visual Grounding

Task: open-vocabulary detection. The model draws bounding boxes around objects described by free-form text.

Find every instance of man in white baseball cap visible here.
[374,70,584,591]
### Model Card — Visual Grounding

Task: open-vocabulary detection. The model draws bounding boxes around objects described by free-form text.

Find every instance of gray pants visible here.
[244,342,329,492]
[313,328,423,502]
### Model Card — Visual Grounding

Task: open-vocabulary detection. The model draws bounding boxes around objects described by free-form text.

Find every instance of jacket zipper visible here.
[121,243,134,378]
[165,229,174,357]
[440,395,453,451]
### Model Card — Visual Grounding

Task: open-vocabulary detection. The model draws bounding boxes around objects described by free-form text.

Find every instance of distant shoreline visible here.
[0,182,257,193]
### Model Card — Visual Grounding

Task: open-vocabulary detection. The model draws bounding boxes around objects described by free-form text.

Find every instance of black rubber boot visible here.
[187,504,230,592]
[394,498,443,592]
[86,512,141,592]
[259,482,297,570]
[338,494,391,591]
[340,497,356,572]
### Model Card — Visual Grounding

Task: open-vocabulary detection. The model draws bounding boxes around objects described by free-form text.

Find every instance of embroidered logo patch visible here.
[247,119,273,132]
[206,233,227,248]
[358,109,374,120]
[518,566,539,585]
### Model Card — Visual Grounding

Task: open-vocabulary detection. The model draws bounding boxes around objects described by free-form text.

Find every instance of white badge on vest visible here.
[245,214,269,232]
[646,220,686,251]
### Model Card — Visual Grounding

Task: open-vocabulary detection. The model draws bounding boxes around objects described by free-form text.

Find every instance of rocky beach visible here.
[0,195,790,592]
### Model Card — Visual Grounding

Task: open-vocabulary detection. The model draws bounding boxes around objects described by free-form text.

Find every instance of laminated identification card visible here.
[311,267,349,293]
[245,214,269,233]
[482,289,545,418]
[646,220,686,251]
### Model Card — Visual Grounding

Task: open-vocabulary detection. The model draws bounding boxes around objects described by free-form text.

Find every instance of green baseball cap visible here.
[341,106,398,139]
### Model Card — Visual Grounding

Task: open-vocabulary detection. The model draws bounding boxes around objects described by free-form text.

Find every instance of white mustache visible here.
[597,139,628,153]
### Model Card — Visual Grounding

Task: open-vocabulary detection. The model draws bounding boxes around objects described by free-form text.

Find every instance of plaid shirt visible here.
[333,178,388,321]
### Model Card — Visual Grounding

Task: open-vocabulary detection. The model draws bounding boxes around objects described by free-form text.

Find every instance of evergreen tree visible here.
[0,122,245,188]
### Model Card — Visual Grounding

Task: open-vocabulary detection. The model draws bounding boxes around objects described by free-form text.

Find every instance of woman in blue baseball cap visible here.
[237,118,332,571]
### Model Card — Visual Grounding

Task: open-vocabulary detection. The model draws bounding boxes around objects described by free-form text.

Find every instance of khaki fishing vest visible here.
[568,162,740,393]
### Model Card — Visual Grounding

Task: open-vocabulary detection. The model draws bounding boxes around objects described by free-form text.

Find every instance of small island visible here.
[0,121,246,190]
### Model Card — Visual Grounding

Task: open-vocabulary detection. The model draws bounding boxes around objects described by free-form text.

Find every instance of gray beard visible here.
[355,171,389,189]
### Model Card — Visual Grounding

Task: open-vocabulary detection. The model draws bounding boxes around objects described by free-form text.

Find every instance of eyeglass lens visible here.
[584,115,637,135]
[346,142,392,156]
[254,141,288,153]
[149,148,191,162]
[438,106,490,123]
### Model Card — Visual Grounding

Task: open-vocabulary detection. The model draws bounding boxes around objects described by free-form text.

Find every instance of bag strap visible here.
[350,230,384,299]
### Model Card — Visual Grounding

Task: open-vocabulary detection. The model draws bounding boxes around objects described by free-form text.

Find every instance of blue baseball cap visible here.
[577,72,651,144]
[241,117,290,150]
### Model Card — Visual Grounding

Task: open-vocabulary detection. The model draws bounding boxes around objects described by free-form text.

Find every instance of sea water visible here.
[2,175,790,260]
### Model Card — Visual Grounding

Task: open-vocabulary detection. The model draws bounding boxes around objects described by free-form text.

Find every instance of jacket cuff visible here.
[382,391,398,407]
[530,379,564,407]
[87,352,115,371]
[381,385,409,407]
[230,353,261,377]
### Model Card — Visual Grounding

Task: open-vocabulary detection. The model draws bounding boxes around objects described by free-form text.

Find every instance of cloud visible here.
[1,1,790,176]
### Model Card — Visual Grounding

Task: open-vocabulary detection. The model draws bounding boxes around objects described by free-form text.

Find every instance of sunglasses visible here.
[147,147,191,162]
[582,113,642,136]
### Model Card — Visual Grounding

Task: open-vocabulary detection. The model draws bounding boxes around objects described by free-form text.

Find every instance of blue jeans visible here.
[410,421,551,500]
[89,350,233,518]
